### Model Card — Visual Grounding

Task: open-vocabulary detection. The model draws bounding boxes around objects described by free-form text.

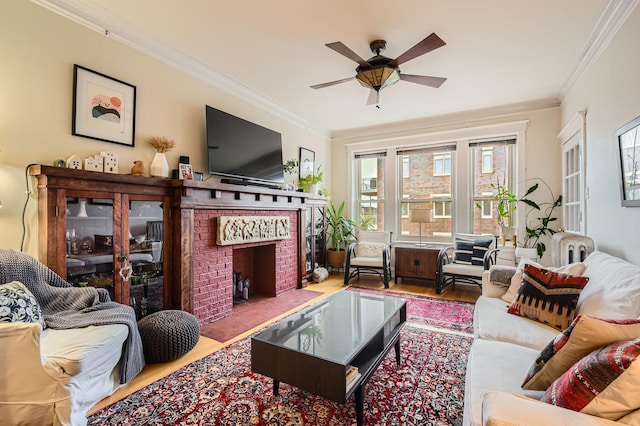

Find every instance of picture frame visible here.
[299,147,315,178]
[616,115,640,207]
[179,163,194,180]
[72,64,137,147]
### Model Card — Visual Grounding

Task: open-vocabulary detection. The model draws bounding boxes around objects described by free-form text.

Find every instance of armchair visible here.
[344,231,393,288]
[436,234,498,294]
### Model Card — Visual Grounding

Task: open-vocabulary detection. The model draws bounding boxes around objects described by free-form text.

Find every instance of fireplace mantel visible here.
[171,180,326,324]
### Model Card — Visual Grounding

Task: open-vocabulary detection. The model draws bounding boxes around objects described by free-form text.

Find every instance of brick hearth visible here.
[191,209,298,325]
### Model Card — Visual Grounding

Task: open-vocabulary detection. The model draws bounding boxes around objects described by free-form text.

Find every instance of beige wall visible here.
[561,5,640,265]
[0,0,329,256]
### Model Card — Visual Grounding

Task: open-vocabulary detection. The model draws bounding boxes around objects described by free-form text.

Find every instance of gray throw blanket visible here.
[0,249,144,383]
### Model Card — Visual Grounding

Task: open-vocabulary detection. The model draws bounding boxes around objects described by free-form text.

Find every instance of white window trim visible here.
[345,120,529,241]
[558,111,587,234]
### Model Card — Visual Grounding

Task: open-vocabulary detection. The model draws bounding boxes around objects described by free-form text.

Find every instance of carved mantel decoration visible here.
[217,216,290,246]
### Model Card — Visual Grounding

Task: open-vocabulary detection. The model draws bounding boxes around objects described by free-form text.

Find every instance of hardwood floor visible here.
[89,273,480,414]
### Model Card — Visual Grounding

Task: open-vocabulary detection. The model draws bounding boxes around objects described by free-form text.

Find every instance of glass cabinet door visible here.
[128,200,164,319]
[65,196,116,300]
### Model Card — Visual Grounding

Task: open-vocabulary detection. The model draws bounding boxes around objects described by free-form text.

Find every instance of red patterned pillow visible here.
[522,315,640,390]
[507,264,589,331]
[542,337,640,420]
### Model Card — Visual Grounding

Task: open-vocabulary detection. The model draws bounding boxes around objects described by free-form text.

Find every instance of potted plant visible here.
[298,165,323,194]
[519,180,563,259]
[477,171,518,241]
[325,201,356,268]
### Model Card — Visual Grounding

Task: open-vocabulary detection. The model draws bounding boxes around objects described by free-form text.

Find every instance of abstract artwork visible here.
[72,65,136,146]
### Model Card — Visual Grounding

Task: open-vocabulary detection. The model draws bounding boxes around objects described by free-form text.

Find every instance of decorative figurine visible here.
[131,160,146,176]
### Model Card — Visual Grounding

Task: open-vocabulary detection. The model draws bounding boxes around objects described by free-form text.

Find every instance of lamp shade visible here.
[409,209,431,223]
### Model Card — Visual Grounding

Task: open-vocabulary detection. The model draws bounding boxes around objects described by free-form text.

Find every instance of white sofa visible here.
[464,251,640,426]
[0,321,128,425]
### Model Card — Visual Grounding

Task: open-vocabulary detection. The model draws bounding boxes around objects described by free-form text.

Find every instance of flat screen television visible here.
[206,105,284,186]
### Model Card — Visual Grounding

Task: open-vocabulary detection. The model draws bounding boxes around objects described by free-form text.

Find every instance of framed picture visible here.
[72,64,137,147]
[299,147,315,178]
[179,163,194,180]
[616,115,640,207]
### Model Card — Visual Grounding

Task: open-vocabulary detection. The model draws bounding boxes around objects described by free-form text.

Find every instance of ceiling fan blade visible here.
[310,77,355,89]
[325,42,370,67]
[399,74,447,88]
[366,89,379,106]
[392,33,446,66]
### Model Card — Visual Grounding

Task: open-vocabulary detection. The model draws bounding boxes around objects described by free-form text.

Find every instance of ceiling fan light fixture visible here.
[356,65,400,91]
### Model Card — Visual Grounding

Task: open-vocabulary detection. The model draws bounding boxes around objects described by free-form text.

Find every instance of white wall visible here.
[0,0,329,255]
[561,5,640,265]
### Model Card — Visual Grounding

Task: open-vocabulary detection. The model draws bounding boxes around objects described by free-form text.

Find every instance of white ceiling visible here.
[42,0,630,136]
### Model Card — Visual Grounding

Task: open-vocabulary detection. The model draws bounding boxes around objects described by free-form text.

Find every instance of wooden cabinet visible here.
[300,201,326,285]
[29,165,175,319]
[394,245,440,283]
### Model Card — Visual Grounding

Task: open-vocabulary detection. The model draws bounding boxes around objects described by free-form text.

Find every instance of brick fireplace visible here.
[191,209,299,325]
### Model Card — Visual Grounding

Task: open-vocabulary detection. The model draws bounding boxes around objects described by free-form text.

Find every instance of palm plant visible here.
[326,201,356,252]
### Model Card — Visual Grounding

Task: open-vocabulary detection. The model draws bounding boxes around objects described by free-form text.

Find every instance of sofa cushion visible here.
[454,237,493,266]
[40,324,128,378]
[464,339,545,426]
[522,315,640,390]
[507,264,589,331]
[500,259,586,303]
[482,391,621,426]
[0,280,45,329]
[354,242,385,258]
[474,295,559,350]
[542,337,640,421]
[577,251,640,319]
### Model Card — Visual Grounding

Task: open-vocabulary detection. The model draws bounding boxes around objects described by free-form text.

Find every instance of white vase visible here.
[76,199,88,217]
[150,152,169,178]
[515,247,539,264]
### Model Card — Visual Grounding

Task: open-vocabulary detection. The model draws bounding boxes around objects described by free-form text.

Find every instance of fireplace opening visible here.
[232,244,276,305]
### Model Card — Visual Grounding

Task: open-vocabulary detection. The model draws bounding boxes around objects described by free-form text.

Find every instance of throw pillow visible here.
[522,315,640,390]
[453,237,493,266]
[0,280,45,329]
[500,259,586,303]
[354,242,385,258]
[507,264,589,331]
[542,337,640,420]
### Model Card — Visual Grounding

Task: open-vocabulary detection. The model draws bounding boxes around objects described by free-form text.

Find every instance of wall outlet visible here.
[101,151,119,174]
[84,154,103,172]
[66,155,82,170]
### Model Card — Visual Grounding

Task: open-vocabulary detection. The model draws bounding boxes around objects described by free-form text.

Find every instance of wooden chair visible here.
[344,231,393,288]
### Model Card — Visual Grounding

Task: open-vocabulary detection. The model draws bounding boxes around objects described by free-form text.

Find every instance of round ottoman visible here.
[138,310,200,363]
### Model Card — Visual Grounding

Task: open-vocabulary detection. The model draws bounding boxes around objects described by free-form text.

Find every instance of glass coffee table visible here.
[251,290,406,426]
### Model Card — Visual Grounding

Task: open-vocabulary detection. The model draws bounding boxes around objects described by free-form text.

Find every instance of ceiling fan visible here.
[311,33,447,106]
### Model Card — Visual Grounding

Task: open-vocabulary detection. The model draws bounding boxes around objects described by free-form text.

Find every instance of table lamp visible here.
[409,208,431,247]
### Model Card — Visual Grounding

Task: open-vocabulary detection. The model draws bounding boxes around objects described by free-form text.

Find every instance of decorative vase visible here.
[150,152,169,178]
[76,199,88,217]
[515,247,539,264]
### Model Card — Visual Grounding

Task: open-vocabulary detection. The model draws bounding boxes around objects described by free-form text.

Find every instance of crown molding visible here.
[332,98,558,145]
[558,0,640,101]
[31,0,331,140]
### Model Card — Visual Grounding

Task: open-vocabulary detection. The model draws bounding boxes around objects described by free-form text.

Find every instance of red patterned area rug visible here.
[88,324,472,425]
[348,285,475,334]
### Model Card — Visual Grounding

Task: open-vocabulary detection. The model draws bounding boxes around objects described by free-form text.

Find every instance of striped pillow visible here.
[507,264,589,331]
[542,337,640,420]
[453,238,492,266]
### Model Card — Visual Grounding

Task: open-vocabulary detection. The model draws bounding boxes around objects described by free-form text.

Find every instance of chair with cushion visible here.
[344,231,393,288]
[436,233,497,294]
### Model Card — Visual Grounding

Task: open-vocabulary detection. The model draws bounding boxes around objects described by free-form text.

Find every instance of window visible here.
[481,148,493,173]
[433,153,452,176]
[471,139,516,235]
[347,120,526,244]
[354,152,386,231]
[397,146,455,238]
[559,113,586,234]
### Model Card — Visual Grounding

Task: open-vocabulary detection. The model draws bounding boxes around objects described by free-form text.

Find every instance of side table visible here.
[394,245,440,284]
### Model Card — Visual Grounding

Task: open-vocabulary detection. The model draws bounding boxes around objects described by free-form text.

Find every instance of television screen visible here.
[206,105,284,184]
